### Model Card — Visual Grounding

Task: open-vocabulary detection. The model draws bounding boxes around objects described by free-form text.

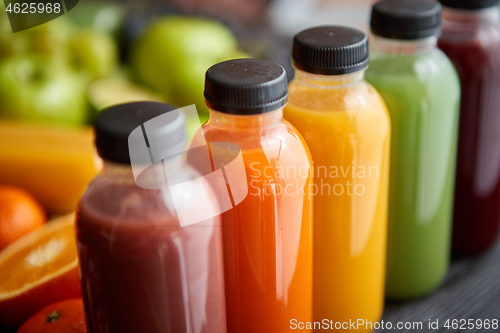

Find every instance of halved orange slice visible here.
[0,214,81,328]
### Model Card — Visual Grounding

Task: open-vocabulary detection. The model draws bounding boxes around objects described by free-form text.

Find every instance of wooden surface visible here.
[1,241,498,332]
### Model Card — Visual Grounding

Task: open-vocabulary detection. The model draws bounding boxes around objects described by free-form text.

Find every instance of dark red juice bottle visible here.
[438,0,500,256]
[76,102,226,333]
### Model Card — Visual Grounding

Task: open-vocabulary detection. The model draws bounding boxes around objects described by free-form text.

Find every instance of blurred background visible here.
[0,0,378,125]
[0,0,377,217]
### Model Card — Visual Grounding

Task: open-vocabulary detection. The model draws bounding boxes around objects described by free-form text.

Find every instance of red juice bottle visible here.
[438,0,500,256]
[75,102,226,333]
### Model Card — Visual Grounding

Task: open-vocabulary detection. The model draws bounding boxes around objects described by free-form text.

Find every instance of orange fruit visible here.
[17,299,87,333]
[0,185,46,251]
[0,214,81,328]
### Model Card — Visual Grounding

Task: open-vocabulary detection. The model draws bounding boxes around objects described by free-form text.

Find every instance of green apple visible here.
[0,56,87,126]
[88,77,163,117]
[68,30,118,80]
[0,1,27,58]
[20,17,74,64]
[0,18,28,58]
[0,2,70,61]
[130,16,246,113]
[170,51,250,113]
[65,2,125,37]
[0,11,73,63]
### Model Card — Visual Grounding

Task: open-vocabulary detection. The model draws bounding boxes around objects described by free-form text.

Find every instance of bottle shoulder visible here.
[286,79,388,115]
[190,119,312,171]
[79,163,212,224]
[439,24,500,70]
[199,119,305,147]
[369,48,452,71]
[367,49,459,91]
[79,177,175,223]
[440,21,500,44]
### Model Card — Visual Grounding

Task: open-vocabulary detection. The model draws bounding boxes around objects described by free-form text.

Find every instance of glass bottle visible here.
[76,102,226,333]
[188,59,313,333]
[365,0,461,299]
[438,0,500,256]
[285,26,390,331]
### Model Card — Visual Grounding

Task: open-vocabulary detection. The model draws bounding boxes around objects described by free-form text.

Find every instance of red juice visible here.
[439,3,500,256]
[77,181,225,333]
[76,102,226,333]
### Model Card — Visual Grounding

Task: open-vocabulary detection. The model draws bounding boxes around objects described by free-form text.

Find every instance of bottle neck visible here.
[371,34,437,55]
[101,161,135,182]
[101,155,185,184]
[442,6,500,25]
[208,108,283,131]
[293,68,365,89]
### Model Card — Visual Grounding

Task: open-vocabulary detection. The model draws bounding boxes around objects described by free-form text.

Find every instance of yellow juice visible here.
[285,71,390,331]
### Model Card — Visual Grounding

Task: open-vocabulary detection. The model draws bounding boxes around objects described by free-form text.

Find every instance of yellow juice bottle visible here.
[284,26,390,332]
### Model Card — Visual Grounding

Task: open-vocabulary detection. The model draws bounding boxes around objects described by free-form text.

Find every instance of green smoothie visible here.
[366,0,461,300]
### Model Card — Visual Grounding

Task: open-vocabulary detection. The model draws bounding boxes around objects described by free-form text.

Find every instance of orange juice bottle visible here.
[188,59,313,333]
[284,27,390,331]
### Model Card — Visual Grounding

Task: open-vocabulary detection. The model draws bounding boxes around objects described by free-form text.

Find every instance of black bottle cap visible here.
[439,0,500,9]
[371,0,442,40]
[204,58,288,115]
[94,101,186,164]
[292,26,369,75]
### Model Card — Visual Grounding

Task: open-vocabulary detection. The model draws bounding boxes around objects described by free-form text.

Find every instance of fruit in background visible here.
[0,0,73,62]
[118,5,177,62]
[0,214,81,328]
[88,77,209,141]
[0,186,45,251]
[131,17,237,91]
[0,56,87,126]
[130,16,248,113]
[0,1,24,57]
[0,120,99,214]
[186,112,209,141]
[88,77,163,116]
[17,299,87,333]
[171,50,250,115]
[19,17,74,64]
[0,14,28,58]
[68,30,118,81]
[65,1,125,37]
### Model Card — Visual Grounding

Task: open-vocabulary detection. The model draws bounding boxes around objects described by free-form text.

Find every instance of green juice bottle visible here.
[365,0,460,299]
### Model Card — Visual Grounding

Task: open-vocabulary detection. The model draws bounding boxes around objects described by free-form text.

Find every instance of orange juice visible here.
[188,59,313,333]
[285,27,390,331]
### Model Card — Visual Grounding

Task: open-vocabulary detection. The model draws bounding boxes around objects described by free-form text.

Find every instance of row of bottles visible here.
[74,0,500,332]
